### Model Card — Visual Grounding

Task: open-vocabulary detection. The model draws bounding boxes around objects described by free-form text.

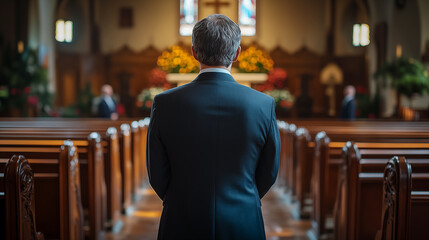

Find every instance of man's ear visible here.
[232,46,241,62]
[192,46,198,60]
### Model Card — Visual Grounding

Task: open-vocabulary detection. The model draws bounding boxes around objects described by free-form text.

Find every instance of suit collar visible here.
[194,72,236,83]
[199,68,232,75]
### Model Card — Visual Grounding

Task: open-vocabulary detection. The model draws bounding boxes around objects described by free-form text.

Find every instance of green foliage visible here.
[263,89,295,110]
[0,46,53,116]
[76,82,94,116]
[375,57,429,98]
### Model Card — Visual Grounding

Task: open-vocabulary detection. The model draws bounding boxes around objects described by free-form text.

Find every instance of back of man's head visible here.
[192,14,241,67]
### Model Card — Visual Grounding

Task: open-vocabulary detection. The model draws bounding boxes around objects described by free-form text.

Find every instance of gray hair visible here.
[192,14,241,67]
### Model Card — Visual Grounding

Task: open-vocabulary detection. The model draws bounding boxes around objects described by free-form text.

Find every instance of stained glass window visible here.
[239,0,256,36]
[180,0,198,36]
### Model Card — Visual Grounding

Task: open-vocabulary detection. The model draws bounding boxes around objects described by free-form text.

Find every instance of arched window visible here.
[353,23,370,46]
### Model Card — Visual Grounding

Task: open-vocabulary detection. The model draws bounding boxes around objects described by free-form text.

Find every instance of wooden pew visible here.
[277,121,288,189]
[408,191,429,239]
[375,156,411,240]
[60,141,85,240]
[375,156,429,240]
[87,133,107,240]
[118,124,132,214]
[0,119,145,217]
[0,130,112,239]
[104,127,123,232]
[0,141,84,239]
[334,142,429,240]
[138,118,150,188]
[281,122,429,237]
[294,127,312,217]
[131,121,141,201]
[286,123,297,195]
[0,121,130,234]
[2,155,44,240]
[312,135,429,238]
[311,131,335,237]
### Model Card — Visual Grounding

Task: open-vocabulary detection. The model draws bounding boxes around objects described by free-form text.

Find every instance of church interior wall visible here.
[417,0,429,55]
[386,0,424,113]
[254,0,327,54]
[387,0,421,60]
[56,0,91,54]
[98,0,328,55]
[99,0,178,54]
[0,0,19,52]
[335,0,369,56]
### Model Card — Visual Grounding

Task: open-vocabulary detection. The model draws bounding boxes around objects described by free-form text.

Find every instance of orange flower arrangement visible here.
[238,46,274,73]
[157,46,199,73]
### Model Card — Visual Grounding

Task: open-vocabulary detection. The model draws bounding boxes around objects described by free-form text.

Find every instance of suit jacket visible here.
[147,72,281,240]
[98,97,116,118]
[340,97,356,120]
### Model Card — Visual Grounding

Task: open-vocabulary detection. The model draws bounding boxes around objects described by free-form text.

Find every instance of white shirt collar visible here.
[199,68,231,75]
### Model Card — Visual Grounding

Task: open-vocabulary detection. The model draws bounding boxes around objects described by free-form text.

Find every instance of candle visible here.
[396,44,402,58]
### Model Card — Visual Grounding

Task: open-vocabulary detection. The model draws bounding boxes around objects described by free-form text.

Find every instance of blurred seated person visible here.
[98,84,118,120]
[340,85,356,120]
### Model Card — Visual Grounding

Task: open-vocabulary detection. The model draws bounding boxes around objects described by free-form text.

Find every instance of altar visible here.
[166,73,267,87]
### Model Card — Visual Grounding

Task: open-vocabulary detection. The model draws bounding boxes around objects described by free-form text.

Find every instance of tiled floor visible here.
[106,186,312,240]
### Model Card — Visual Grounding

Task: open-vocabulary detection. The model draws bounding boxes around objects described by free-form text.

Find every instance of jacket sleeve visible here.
[146,96,170,200]
[255,99,281,199]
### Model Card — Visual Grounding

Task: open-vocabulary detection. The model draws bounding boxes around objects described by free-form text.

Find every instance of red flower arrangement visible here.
[149,68,170,89]
[27,95,39,106]
[267,68,287,89]
[255,68,287,91]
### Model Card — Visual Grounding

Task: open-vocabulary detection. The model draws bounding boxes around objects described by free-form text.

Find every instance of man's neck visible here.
[200,63,232,72]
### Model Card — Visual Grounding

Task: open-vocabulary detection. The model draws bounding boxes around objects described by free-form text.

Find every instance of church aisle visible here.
[106,186,312,240]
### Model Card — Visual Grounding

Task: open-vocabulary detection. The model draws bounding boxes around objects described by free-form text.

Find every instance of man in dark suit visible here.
[147,14,280,240]
[340,85,356,120]
[97,84,118,120]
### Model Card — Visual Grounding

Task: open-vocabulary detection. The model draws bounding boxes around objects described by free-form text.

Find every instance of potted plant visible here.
[0,47,52,117]
[375,57,429,117]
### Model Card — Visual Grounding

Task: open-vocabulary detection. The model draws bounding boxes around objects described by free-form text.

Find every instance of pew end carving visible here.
[375,156,411,240]
[5,155,44,240]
